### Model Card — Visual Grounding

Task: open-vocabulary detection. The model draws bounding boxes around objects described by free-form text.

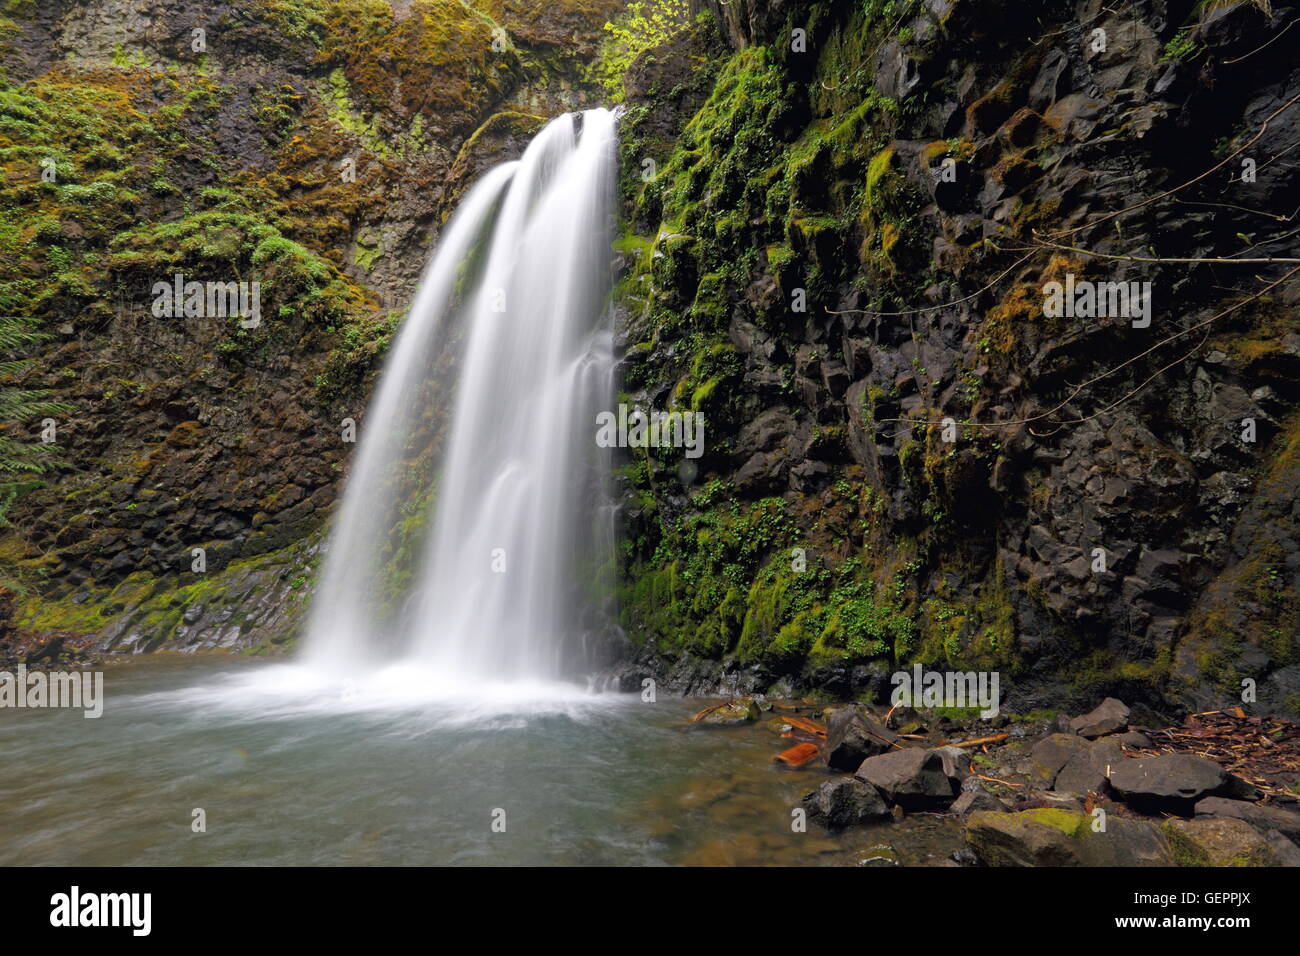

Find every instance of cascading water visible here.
[303,108,618,689]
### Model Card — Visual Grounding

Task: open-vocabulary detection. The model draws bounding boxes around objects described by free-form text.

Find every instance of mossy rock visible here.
[1161,817,1279,867]
[965,808,1176,867]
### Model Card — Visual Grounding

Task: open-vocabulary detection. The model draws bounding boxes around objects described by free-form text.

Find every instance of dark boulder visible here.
[1027,733,1093,787]
[855,747,960,810]
[1070,698,1130,739]
[1110,754,1257,814]
[1055,738,1123,796]
[801,777,891,830]
[822,706,898,772]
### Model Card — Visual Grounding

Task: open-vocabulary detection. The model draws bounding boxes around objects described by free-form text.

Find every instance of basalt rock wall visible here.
[607,0,1300,716]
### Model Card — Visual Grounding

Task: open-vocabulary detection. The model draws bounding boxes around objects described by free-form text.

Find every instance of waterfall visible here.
[304,109,618,687]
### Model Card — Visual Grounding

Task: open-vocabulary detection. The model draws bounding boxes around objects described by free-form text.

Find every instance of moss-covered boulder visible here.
[964,808,1175,867]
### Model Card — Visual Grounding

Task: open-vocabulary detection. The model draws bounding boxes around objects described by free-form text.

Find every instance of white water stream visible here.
[303,108,619,690]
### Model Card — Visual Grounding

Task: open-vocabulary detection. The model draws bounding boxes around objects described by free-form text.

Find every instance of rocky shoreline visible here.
[691,694,1300,866]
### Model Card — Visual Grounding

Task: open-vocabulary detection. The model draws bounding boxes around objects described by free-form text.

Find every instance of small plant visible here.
[1160,29,1203,62]
[588,0,692,102]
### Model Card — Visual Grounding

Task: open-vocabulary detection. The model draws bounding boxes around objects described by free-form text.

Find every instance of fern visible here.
[0,316,70,521]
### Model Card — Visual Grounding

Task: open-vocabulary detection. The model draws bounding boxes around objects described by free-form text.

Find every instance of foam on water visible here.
[123,661,628,725]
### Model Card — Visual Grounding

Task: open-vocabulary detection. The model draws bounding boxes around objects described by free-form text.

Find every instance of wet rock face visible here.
[1,0,620,654]
[614,0,1300,714]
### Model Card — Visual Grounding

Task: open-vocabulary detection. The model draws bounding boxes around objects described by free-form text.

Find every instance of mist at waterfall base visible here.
[228,108,622,712]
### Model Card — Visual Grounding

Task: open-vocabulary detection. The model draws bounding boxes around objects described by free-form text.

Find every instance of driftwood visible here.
[973,772,1024,789]
[690,702,727,723]
[936,733,1011,749]
[1142,709,1300,800]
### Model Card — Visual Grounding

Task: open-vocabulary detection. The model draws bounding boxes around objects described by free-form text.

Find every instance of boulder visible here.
[1027,733,1093,787]
[1110,754,1256,813]
[1055,738,1123,796]
[855,747,960,810]
[932,744,972,783]
[822,706,899,772]
[1117,731,1153,749]
[1195,796,1300,845]
[952,789,1008,816]
[1070,698,1130,738]
[1264,831,1300,867]
[964,808,1175,867]
[802,777,891,830]
[1162,817,1279,867]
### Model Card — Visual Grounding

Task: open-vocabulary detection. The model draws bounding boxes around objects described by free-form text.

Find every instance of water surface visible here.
[0,658,963,866]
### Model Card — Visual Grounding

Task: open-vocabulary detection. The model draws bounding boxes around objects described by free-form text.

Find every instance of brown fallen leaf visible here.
[773,742,820,767]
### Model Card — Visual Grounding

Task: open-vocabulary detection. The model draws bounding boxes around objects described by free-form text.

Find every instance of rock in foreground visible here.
[1194,796,1300,845]
[856,747,964,810]
[822,706,899,772]
[1109,754,1256,813]
[964,809,1175,867]
[1162,817,1286,867]
[802,777,891,830]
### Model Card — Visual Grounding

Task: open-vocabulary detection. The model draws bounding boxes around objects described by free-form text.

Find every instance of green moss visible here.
[1021,808,1087,837]
[1160,821,1272,867]
[317,0,515,142]
[15,541,315,648]
[916,562,1018,671]
[352,241,380,273]
[857,143,925,277]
